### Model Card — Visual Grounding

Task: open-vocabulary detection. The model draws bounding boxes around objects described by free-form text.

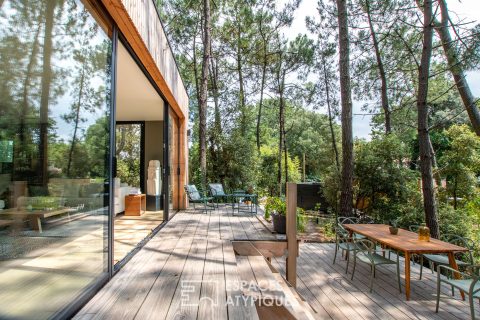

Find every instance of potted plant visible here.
[389,220,399,235]
[267,197,287,234]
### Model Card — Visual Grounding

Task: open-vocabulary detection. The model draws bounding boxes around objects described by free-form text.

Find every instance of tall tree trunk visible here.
[277,70,285,196]
[365,0,391,133]
[18,23,41,171]
[435,0,480,136]
[322,61,340,171]
[417,0,439,238]
[66,63,86,176]
[336,0,354,216]
[199,0,211,188]
[193,26,200,108]
[38,0,56,187]
[284,129,288,185]
[256,41,267,151]
[209,55,222,178]
[237,25,246,136]
[209,56,222,139]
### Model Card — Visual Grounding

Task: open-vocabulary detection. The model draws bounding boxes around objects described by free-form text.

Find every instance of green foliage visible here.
[354,133,421,222]
[264,196,307,232]
[116,124,142,188]
[441,125,480,207]
[257,145,301,196]
[296,207,307,233]
[264,196,286,216]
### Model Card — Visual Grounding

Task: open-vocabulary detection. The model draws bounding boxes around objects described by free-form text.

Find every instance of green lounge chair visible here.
[208,183,232,207]
[184,185,215,214]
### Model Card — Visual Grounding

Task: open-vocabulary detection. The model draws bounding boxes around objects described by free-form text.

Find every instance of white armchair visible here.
[114,178,135,215]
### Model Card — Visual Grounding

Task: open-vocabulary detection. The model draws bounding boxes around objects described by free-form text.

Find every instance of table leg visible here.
[30,216,42,233]
[448,252,465,300]
[405,251,410,300]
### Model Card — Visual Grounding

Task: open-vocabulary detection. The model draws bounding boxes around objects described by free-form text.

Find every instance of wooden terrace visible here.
[75,208,478,319]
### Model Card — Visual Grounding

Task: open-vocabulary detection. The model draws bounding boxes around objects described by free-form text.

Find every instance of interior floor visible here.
[0,208,164,319]
[114,211,163,264]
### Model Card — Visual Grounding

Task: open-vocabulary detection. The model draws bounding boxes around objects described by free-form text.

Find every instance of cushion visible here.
[48,182,64,197]
[80,183,104,197]
[63,184,81,198]
[17,196,65,210]
[186,185,201,201]
[209,183,225,196]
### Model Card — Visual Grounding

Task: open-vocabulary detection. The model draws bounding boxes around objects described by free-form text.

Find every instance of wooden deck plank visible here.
[133,215,201,320]
[281,250,367,320]
[198,223,227,320]
[223,240,260,320]
[229,215,249,240]
[165,214,209,320]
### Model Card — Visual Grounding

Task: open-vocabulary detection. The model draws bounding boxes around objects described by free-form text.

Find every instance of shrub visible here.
[264,196,286,217]
[297,208,307,233]
[265,196,307,232]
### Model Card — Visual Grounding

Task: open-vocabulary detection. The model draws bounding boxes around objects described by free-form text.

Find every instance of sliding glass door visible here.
[0,1,113,318]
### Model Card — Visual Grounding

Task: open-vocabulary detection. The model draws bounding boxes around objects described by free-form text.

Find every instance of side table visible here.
[125,194,146,216]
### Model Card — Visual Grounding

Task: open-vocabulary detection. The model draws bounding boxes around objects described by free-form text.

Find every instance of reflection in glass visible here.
[116,124,141,189]
[0,1,112,318]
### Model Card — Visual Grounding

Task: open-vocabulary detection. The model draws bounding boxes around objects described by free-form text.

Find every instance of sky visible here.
[283,0,480,139]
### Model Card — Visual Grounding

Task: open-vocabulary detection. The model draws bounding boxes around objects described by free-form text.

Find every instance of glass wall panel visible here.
[0,1,112,318]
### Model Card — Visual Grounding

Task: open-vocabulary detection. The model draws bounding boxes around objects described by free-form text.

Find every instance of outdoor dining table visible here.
[343,224,468,300]
[231,191,258,215]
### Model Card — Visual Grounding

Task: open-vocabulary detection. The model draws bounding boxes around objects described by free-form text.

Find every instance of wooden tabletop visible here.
[0,207,76,218]
[343,224,468,253]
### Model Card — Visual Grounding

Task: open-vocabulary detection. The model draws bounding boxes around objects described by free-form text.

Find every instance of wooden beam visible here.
[232,240,299,258]
[101,0,188,120]
[286,182,297,288]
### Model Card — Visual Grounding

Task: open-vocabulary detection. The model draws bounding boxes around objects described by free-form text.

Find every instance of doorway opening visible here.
[113,41,166,266]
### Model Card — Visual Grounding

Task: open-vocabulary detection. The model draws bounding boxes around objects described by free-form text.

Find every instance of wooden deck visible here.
[75,209,477,319]
[272,243,478,320]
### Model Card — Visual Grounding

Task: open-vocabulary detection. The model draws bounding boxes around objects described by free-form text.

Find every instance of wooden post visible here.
[286,182,297,288]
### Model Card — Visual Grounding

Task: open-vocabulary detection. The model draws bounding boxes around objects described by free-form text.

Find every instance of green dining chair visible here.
[333,225,360,274]
[337,216,366,240]
[420,234,474,280]
[436,265,480,320]
[351,238,402,293]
